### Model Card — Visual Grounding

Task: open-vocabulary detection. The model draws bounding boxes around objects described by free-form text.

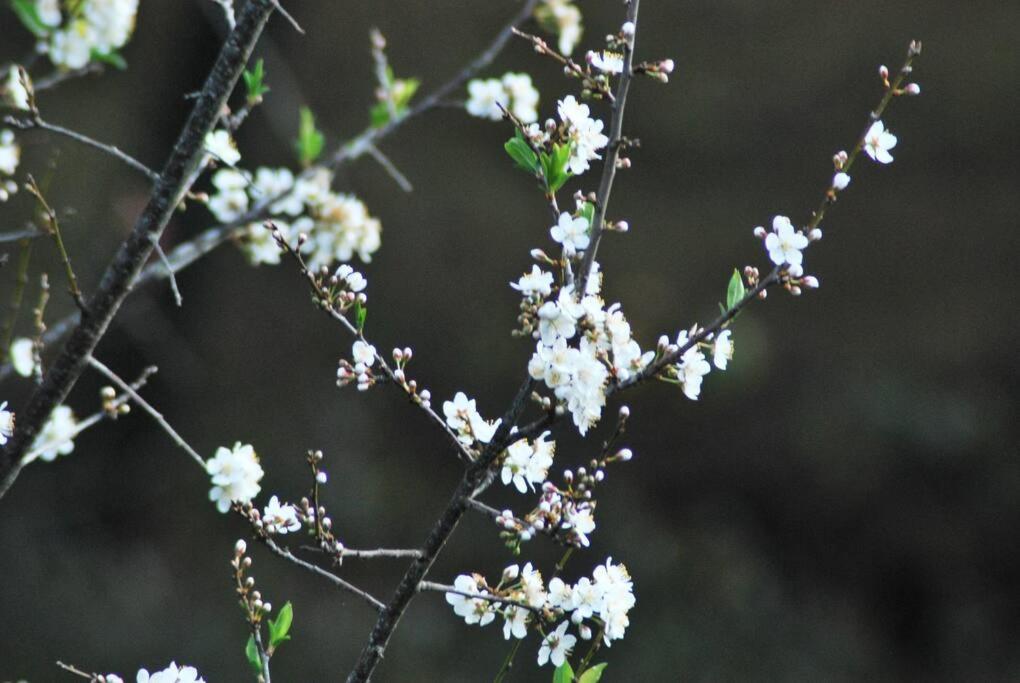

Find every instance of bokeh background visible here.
[1,1,1018,681]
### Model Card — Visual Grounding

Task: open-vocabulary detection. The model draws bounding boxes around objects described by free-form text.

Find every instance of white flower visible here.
[537,295,579,343]
[443,392,501,445]
[675,331,711,401]
[501,433,554,493]
[446,574,496,626]
[204,129,240,166]
[550,211,590,252]
[588,50,624,74]
[511,265,554,297]
[468,412,501,444]
[465,78,507,121]
[712,330,733,370]
[9,338,35,377]
[206,442,264,513]
[262,495,301,534]
[3,66,30,110]
[832,172,851,191]
[104,675,124,683]
[31,405,77,461]
[764,215,808,267]
[591,557,635,644]
[36,0,62,27]
[863,120,897,164]
[537,620,576,667]
[565,504,596,547]
[546,577,573,610]
[540,0,583,55]
[0,129,20,176]
[298,192,382,268]
[502,605,529,640]
[335,264,368,292]
[253,166,303,216]
[557,97,608,176]
[520,562,547,607]
[0,401,13,446]
[502,72,540,124]
[557,95,590,128]
[135,662,205,683]
[351,340,376,367]
[207,168,250,222]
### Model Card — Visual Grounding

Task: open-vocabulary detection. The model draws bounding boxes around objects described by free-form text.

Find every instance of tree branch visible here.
[0,0,279,498]
[261,537,385,612]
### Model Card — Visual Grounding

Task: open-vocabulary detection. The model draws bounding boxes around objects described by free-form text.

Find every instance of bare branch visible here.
[261,537,385,612]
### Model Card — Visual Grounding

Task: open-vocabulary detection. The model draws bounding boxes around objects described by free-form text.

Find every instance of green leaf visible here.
[369,77,420,128]
[267,600,293,650]
[90,49,127,70]
[245,635,262,677]
[553,661,575,683]
[11,0,49,38]
[243,58,270,102]
[504,134,539,174]
[578,663,608,682]
[353,300,367,332]
[541,142,573,193]
[726,268,746,310]
[295,107,325,166]
[578,201,595,226]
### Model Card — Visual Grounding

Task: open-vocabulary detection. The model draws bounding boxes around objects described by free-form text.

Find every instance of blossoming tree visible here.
[0,0,922,680]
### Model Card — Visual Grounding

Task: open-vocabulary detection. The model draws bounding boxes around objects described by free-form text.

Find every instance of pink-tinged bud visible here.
[393,369,405,383]
[585,50,596,65]
[879,65,889,80]
[621,21,635,37]
[392,347,403,361]
[803,276,820,289]
[235,539,247,555]
[904,82,921,95]
[403,347,413,360]
[753,226,767,239]
[579,624,593,640]
[615,220,629,232]
[832,172,851,191]
[808,228,823,241]
[661,58,675,74]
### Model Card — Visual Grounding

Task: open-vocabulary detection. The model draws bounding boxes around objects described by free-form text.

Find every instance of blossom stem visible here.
[575,0,641,299]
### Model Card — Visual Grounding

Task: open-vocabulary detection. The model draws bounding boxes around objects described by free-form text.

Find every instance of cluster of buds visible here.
[389,346,432,409]
[99,386,131,419]
[827,150,852,199]
[313,263,368,315]
[515,29,615,101]
[633,58,675,83]
[880,61,921,96]
[337,340,378,391]
[232,539,272,625]
[780,264,820,296]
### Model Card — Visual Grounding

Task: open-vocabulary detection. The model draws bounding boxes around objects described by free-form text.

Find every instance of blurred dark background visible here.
[1,1,1018,681]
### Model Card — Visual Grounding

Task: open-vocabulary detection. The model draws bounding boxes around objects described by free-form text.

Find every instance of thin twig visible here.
[576,0,641,298]
[365,143,413,192]
[25,175,85,310]
[32,63,104,92]
[262,537,385,612]
[87,356,205,468]
[55,660,98,680]
[5,115,159,182]
[150,237,184,306]
[418,580,544,613]
[0,0,280,496]
[252,627,272,683]
[300,544,423,559]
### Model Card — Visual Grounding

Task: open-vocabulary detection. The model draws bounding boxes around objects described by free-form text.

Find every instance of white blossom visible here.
[9,338,35,377]
[335,264,368,292]
[863,120,897,164]
[764,215,808,267]
[299,192,382,268]
[32,405,77,461]
[36,0,62,27]
[511,265,554,298]
[443,391,501,446]
[501,432,554,493]
[446,574,496,626]
[206,442,264,513]
[465,78,507,121]
[712,330,733,370]
[588,50,624,74]
[502,72,540,124]
[207,169,250,222]
[263,495,301,534]
[675,331,711,401]
[254,167,303,216]
[550,211,590,252]
[204,129,240,166]
[537,620,576,667]
[539,0,583,55]
[352,340,377,367]
[557,96,608,176]
[135,662,205,683]
[502,605,529,640]
[565,504,596,547]
[0,129,20,176]
[0,401,13,446]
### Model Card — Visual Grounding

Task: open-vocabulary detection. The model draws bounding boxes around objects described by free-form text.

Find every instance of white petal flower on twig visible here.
[863,120,897,164]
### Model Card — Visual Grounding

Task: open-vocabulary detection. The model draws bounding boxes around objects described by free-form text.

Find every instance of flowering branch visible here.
[575,0,640,298]
[0,0,279,497]
[418,580,545,613]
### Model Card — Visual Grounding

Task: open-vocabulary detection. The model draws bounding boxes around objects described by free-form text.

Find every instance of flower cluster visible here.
[30,0,140,70]
[206,167,382,269]
[32,404,78,461]
[445,557,635,666]
[442,392,501,447]
[660,328,733,401]
[555,96,609,176]
[535,0,583,55]
[135,662,205,683]
[262,495,301,534]
[206,442,264,513]
[0,129,20,202]
[466,72,540,124]
[752,215,821,297]
[337,339,377,392]
[500,431,555,493]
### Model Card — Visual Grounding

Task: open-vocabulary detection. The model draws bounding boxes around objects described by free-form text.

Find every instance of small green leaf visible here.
[295,107,325,166]
[245,635,262,677]
[541,142,573,193]
[243,58,270,103]
[369,77,420,128]
[90,49,127,70]
[578,663,608,683]
[726,268,746,310]
[267,601,293,650]
[553,660,575,683]
[578,201,595,225]
[11,0,48,38]
[353,300,367,332]
[504,134,539,174]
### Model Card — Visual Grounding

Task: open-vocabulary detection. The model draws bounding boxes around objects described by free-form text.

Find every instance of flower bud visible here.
[502,564,520,581]
[753,226,767,239]
[879,65,889,80]
[621,21,635,37]
[235,539,247,555]
[808,228,823,242]
[316,471,328,484]
[619,405,630,419]
[787,263,804,278]
[615,448,633,462]
[904,82,921,95]
[802,275,820,289]
[832,172,851,191]
[661,58,675,74]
